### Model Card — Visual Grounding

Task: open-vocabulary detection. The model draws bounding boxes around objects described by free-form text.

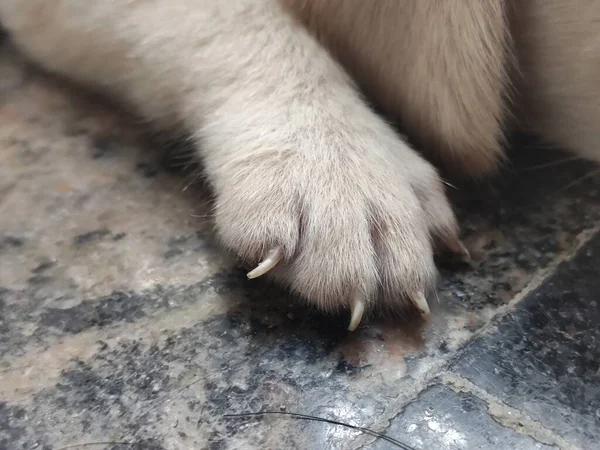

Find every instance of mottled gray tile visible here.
[451,233,600,449]
[441,137,600,316]
[0,309,402,449]
[371,385,555,450]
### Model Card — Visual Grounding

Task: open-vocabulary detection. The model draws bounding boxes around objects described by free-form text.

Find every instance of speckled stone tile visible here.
[0,36,599,450]
[449,232,600,450]
[370,385,555,450]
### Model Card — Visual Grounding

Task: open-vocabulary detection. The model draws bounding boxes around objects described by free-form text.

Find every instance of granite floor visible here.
[0,39,599,450]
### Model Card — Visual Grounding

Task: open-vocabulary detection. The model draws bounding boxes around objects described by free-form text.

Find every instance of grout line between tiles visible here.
[440,372,575,450]
[364,225,599,449]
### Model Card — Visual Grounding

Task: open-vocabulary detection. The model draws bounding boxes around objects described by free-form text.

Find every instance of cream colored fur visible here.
[514,0,600,162]
[283,0,512,175]
[1,0,598,322]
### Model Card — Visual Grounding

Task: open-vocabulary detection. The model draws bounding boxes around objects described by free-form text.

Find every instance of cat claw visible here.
[247,246,283,279]
[453,240,471,263]
[441,237,471,263]
[410,291,430,318]
[348,292,366,331]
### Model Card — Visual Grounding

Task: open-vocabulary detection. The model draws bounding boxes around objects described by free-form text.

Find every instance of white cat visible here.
[1,1,598,330]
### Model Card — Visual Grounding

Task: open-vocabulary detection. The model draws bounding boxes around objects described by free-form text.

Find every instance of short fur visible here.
[283,0,512,175]
[0,0,598,316]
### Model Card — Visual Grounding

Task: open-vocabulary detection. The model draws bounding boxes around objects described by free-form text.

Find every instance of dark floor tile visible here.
[451,233,600,449]
[440,140,600,314]
[371,385,554,450]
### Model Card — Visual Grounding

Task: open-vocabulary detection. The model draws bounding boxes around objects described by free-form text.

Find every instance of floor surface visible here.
[1,42,599,450]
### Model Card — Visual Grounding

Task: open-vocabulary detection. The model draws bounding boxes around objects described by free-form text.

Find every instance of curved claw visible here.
[440,237,471,263]
[410,291,430,318]
[247,247,283,279]
[453,240,471,263]
[348,293,366,331]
